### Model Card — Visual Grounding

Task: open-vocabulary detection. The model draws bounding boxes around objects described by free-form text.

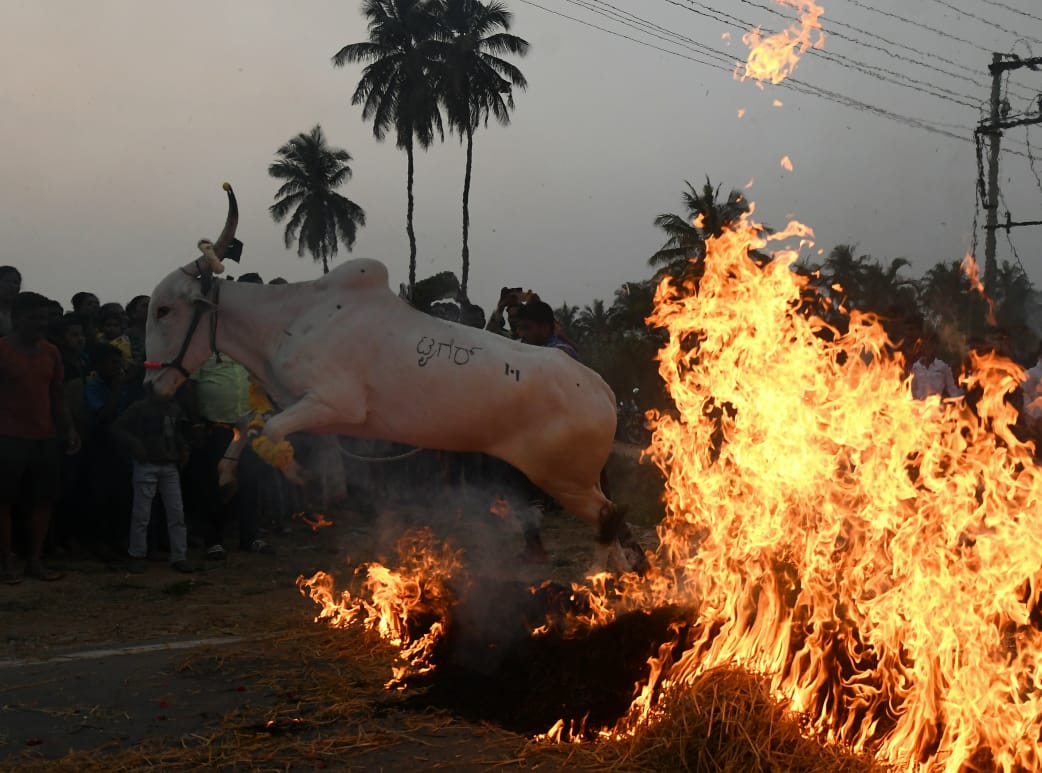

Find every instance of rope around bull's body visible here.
[337,439,425,464]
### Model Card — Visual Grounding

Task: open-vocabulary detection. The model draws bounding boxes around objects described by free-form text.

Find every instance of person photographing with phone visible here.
[486,286,539,339]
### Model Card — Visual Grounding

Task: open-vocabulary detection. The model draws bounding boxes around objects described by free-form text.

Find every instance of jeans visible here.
[129,462,187,562]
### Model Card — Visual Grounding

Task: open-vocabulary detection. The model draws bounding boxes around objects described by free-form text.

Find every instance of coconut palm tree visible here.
[333,0,443,295]
[430,0,528,298]
[818,245,916,316]
[555,301,582,344]
[609,280,656,333]
[578,298,613,341]
[268,125,366,274]
[649,178,751,281]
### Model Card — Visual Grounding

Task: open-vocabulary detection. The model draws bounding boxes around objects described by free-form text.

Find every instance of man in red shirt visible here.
[0,292,80,582]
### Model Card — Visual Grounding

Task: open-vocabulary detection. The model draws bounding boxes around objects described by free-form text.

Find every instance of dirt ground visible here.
[1,446,664,771]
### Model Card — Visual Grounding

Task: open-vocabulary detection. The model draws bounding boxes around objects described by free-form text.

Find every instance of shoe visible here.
[205,544,227,561]
[127,557,147,574]
[249,539,276,556]
[1,569,21,585]
[24,562,63,581]
[171,560,195,574]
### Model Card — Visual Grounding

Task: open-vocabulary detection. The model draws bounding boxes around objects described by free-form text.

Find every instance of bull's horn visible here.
[212,182,239,260]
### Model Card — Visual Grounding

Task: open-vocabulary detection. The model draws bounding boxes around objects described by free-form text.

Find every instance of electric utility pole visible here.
[980,53,1042,292]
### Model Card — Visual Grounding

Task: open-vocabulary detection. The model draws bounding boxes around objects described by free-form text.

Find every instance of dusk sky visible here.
[2,0,1041,315]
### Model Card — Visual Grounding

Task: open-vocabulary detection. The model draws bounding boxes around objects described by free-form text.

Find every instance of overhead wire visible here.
[733,0,1035,102]
[844,0,1006,56]
[922,0,1042,47]
[1025,125,1042,203]
[665,0,980,108]
[978,0,1042,25]
[997,189,1027,272]
[660,0,1037,154]
[736,0,991,91]
[516,0,1033,158]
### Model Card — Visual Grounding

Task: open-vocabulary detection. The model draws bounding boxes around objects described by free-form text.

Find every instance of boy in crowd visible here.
[112,393,194,573]
[0,292,79,582]
[56,313,89,383]
[97,304,132,365]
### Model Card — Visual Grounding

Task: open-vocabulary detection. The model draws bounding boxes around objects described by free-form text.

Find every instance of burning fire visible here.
[292,511,334,532]
[742,0,825,85]
[614,209,1042,770]
[297,528,462,686]
[295,204,1042,768]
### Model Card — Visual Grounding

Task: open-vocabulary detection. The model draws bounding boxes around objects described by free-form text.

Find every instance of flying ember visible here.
[742,0,825,85]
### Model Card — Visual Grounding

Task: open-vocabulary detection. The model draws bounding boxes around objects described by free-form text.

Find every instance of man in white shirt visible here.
[910,335,963,400]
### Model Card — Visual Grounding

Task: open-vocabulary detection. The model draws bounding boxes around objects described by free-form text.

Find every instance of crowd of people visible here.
[0,266,330,584]
[0,267,584,583]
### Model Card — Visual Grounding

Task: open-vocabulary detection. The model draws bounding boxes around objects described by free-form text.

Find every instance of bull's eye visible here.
[156,306,171,319]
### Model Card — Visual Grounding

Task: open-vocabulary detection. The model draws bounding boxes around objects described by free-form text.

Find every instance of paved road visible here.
[0,636,267,761]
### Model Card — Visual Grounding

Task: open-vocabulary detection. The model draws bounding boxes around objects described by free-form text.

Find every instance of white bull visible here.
[144,187,646,572]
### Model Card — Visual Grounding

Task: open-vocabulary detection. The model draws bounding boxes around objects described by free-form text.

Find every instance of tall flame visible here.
[629,208,1042,770]
[742,0,825,85]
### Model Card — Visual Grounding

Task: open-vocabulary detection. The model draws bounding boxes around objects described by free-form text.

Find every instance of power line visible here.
[737,0,989,89]
[738,0,1036,104]
[979,0,1042,24]
[975,0,1042,25]
[844,0,1000,55]
[518,0,1034,159]
[655,0,1035,152]
[922,0,1042,47]
[1024,124,1042,205]
[666,0,980,108]
[517,0,734,70]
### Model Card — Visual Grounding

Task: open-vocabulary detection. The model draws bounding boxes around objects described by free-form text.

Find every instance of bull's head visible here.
[143,183,238,398]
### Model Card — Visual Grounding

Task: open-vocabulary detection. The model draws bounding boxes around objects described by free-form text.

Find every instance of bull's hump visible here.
[329,259,389,291]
